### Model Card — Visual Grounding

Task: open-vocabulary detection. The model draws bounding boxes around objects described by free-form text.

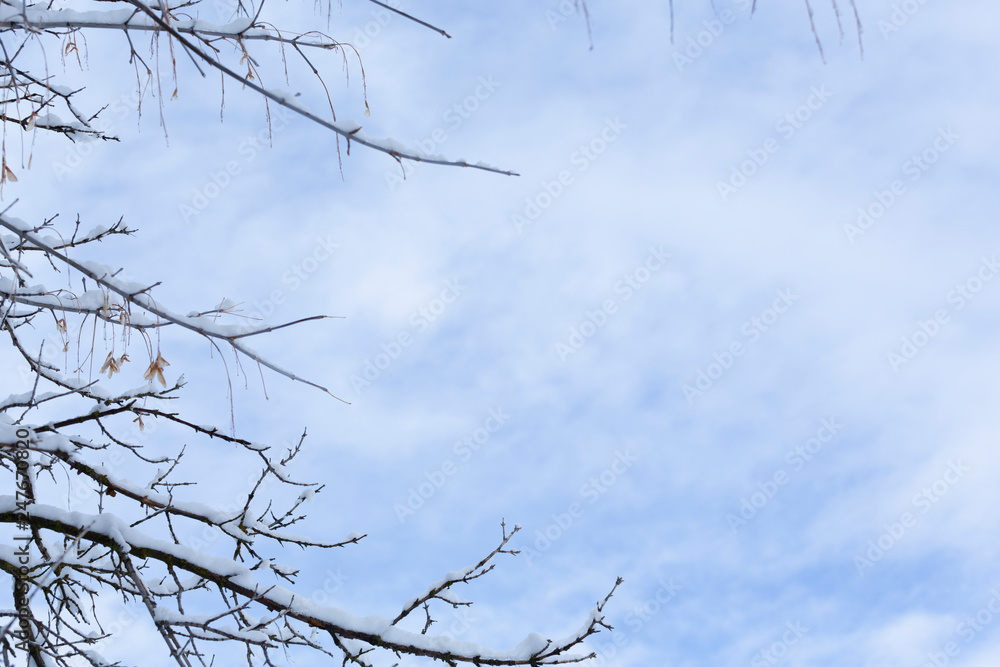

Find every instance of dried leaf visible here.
[100,351,120,378]
[143,351,170,386]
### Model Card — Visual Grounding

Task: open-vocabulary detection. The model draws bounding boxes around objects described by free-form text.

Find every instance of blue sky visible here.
[6,0,1000,665]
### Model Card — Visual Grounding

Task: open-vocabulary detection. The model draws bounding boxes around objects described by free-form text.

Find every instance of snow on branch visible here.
[0,500,613,665]
[392,519,521,628]
[0,213,345,398]
[0,3,615,666]
[0,0,517,174]
[0,207,618,665]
